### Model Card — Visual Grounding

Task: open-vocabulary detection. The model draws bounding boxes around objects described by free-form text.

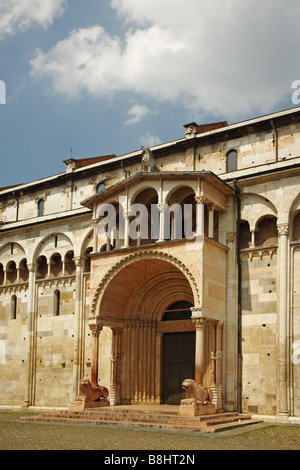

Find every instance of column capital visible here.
[123,210,132,220]
[73,256,83,267]
[27,263,36,273]
[89,323,103,337]
[277,223,289,237]
[192,316,207,331]
[195,195,205,205]
[157,203,168,213]
[207,203,215,212]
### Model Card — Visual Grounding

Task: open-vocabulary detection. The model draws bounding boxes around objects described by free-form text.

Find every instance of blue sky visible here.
[0,0,299,188]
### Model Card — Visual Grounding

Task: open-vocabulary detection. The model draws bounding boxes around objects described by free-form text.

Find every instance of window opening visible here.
[11,295,17,319]
[54,290,60,316]
[226,149,237,172]
[163,301,193,321]
[38,199,44,217]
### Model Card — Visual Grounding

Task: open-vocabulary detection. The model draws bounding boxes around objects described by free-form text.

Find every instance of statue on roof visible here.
[141,147,160,173]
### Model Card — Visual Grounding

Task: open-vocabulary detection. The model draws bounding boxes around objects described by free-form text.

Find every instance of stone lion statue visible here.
[141,148,159,172]
[181,378,213,406]
[79,379,109,402]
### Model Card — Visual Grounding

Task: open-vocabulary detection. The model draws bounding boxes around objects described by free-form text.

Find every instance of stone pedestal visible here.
[179,404,217,417]
[73,395,110,412]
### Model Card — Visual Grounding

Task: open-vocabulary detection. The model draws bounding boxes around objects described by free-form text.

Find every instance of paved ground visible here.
[0,411,299,451]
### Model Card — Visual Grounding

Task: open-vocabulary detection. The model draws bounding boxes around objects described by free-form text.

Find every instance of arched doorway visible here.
[162,301,195,405]
[93,255,196,405]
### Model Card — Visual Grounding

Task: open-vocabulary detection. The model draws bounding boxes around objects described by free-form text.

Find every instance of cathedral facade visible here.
[1,106,300,421]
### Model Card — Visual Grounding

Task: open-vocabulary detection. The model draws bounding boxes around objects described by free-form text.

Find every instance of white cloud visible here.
[139,132,161,148]
[125,104,152,125]
[30,0,300,120]
[0,0,67,40]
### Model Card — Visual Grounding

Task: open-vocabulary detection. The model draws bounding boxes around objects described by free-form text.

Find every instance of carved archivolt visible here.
[90,250,200,317]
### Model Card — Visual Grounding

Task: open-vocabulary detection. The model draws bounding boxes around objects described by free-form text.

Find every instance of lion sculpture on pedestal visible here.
[73,379,110,411]
[181,379,213,406]
[79,379,109,402]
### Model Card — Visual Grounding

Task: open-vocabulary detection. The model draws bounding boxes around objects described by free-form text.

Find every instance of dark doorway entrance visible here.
[162,332,195,405]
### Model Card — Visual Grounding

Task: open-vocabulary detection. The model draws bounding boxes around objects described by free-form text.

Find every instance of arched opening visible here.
[97,256,196,405]
[64,251,75,275]
[19,259,29,282]
[6,261,17,284]
[50,253,63,277]
[37,199,44,217]
[130,188,159,246]
[0,264,4,285]
[255,215,278,246]
[226,149,237,172]
[97,202,124,251]
[292,211,300,241]
[166,186,197,240]
[36,255,48,279]
[240,220,251,249]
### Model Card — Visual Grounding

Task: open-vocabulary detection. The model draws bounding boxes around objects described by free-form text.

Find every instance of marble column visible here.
[194,196,205,244]
[157,203,168,242]
[22,263,36,409]
[192,309,207,385]
[110,327,122,405]
[277,223,290,416]
[89,323,103,386]
[73,256,83,397]
[122,210,131,248]
[92,217,99,253]
[207,203,215,239]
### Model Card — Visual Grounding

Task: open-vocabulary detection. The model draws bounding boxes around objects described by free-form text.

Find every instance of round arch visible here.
[33,232,74,263]
[0,242,27,258]
[165,184,196,205]
[91,251,200,319]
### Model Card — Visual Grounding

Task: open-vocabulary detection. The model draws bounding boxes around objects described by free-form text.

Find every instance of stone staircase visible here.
[21,406,263,433]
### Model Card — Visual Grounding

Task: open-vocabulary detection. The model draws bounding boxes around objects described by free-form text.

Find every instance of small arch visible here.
[255,215,278,247]
[53,290,60,316]
[64,251,75,275]
[97,201,125,251]
[226,149,238,172]
[129,188,159,246]
[33,232,74,264]
[6,261,17,284]
[50,253,62,278]
[36,255,48,279]
[166,186,197,240]
[19,258,29,282]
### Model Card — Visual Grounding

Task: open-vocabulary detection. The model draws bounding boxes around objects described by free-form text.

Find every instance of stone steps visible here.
[21,407,263,433]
